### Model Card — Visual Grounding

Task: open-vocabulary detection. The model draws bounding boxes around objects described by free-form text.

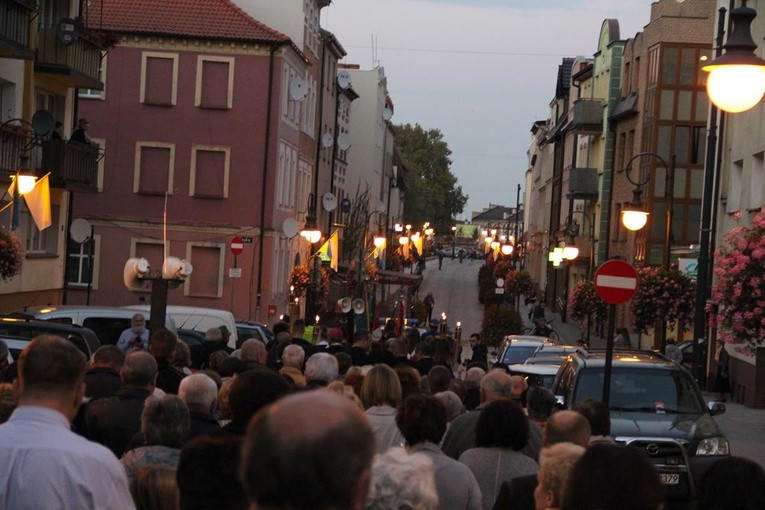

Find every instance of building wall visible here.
[71,38,300,322]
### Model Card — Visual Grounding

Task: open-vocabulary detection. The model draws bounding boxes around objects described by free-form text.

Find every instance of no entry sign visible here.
[594,260,638,304]
[230,236,244,256]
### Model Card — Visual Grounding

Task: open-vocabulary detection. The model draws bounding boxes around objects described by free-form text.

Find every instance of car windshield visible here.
[502,346,539,365]
[573,367,705,413]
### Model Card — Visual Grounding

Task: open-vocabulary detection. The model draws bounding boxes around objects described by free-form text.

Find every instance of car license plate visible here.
[660,473,680,485]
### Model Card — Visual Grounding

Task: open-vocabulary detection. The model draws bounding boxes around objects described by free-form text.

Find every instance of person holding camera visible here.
[116,314,149,354]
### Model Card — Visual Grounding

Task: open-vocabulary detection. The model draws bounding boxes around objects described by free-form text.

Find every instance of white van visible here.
[125,305,238,349]
[24,305,177,346]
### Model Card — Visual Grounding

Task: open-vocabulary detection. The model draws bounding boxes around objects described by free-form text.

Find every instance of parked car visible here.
[507,363,560,389]
[126,305,238,349]
[22,305,176,346]
[0,317,100,357]
[496,336,551,366]
[177,328,206,348]
[551,349,729,502]
[236,322,275,346]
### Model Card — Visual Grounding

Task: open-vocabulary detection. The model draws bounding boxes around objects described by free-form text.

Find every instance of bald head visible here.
[544,410,592,448]
[240,339,266,365]
[510,375,527,399]
[121,351,158,388]
[241,392,374,509]
[480,369,513,402]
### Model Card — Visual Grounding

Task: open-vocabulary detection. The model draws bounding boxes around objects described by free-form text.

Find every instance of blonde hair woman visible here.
[360,364,405,453]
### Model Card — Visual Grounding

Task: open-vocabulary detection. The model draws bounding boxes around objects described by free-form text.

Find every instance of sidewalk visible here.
[519,300,605,347]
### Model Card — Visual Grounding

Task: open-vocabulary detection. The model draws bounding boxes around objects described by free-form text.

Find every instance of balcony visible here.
[569,98,603,134]
[0,123,31,177]
[0,0,36,60]
[568,167,599,199]
[41,140,100,192]
[35,26,103,90]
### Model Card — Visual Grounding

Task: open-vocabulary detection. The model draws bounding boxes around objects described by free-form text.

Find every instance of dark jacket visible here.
[155,357,185,394]
[347,346,370,367]
[84,387,152,458]
[84,367,122,401]
[186,412,221,443]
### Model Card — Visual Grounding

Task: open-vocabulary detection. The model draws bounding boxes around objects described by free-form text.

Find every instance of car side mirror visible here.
[707,401,726,416]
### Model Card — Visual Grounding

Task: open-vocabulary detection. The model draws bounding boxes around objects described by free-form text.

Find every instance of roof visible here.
[84,0,290,44]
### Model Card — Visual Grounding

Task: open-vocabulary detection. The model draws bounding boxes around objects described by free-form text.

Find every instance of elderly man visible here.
[85,351,157,457]
[441,369,542,461]
[0,336,132,509]
[178,373,220,441]
[240,391,375,510]
[304,352,339,388]
[240,338,267,368]
[116,313,149,353]
[543,410,592,448]
[279,344,306,387]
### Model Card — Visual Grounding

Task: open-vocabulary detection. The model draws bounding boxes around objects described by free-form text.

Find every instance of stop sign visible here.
[594,260,638,304]
[230,236,244,256]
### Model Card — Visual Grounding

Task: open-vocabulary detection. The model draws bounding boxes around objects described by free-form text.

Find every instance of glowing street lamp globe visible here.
[622,209,649,231]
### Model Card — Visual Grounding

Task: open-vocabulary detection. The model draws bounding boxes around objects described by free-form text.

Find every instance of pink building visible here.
[70,0,309,322]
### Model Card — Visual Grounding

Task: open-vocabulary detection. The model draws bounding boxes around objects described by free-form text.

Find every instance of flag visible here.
[24,174,51,231]
[318,230,339,271]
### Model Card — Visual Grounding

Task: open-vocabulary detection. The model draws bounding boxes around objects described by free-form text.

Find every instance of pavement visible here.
[419,255,765,469]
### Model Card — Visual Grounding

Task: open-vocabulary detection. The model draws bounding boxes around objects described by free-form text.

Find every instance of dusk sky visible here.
[322,0,666,219]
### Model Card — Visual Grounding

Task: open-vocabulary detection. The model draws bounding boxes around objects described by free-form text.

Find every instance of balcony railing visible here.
[569,98,604,134]
[41,140,100,192]
[0,0,36,60]
[0,123,32,176]
[35,26,103,89]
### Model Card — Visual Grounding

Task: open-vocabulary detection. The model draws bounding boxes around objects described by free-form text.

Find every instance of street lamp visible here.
[451,225,457,258]
[703,2,765,113]
[622,152,676,349]
[564,211,596,279]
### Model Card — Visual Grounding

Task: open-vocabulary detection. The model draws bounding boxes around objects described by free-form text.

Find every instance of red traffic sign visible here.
[230,236,244,256]
[594,260,639,304]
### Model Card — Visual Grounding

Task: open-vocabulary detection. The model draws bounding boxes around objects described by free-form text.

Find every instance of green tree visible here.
[395,123,467,232]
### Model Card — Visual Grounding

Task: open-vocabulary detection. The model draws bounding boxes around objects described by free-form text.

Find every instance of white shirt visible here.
[0,406,134,510]
[116,328,149,353]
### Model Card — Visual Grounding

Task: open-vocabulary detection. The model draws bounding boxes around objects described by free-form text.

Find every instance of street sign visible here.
[594,260,639,304]
[229,267,242,278]
[240,236,253,243]
[230,236,244,256]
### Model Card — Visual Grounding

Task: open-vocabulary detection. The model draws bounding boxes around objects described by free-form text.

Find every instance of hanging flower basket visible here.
[711,210,765,350]
[0,228,23,281]
[567,280,607,329]
[290,264,311,297]
[630,266,696,333]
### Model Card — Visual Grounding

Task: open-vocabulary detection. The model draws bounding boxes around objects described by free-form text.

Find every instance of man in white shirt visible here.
[0,335,134,510]
[116,313,149,353]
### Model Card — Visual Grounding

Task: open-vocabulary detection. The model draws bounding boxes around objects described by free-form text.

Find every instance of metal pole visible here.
[692,7,726,384]
[603,303,616,405]
[86,226,94,305]
[659,155,676,351]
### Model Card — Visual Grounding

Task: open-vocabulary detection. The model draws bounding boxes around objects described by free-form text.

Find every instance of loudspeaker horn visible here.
[162,256,193,280]
[124,258,150,291]
[339,297,352,313]
[352,298,365,314]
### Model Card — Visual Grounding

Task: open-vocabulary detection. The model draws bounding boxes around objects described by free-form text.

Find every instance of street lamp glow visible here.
[398,236,409,245]
[373,235,386,248]
[490,241,500,250]
[424,227,434,236]
[13,174,37,195]
[702,3,765,113]
[300,228,321,243]
[622,209,649,231]
[562,245,579,260]
[411,232,421,242]
[501,244,513,255]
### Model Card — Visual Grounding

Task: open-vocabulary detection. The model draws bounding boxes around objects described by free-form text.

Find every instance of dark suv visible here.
[551,350,729,501]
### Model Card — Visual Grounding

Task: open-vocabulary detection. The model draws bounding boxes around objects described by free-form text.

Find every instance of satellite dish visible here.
[321,133,334,148]
[352,298,365,314]
[123,258,150,291]
[322,192,337,212]
[163,256,193,280]
[288,78,308,101]
[339,297,352,313]
[337,70,352,90]
[32,110,55,137]
[337,133,351,151]
[69,218,92,243]
[282,218,299,238]
[382,107,393,121]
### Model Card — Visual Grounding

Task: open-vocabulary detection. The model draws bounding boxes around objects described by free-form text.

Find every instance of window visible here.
[726,159,743,213]
[23,204,59,256]
[281,66,305,125]
[271,237,294,299]
[66,234,100,287]
[140,52,179,106]
[661,47,677,85]
[79,54,107,100]
[276,141,298,208]
[134,142,175,195]
[751,152,764,211]
[301,75,317,135]
[297,158,312,212]
[195,56,234,109]
[190,145,230,198]
[187,243,224,297]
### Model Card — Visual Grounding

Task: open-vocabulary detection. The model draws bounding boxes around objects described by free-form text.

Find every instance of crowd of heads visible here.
[0,329,760,510]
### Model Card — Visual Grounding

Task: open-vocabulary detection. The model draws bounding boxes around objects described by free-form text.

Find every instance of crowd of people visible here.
[0,320,761,510]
